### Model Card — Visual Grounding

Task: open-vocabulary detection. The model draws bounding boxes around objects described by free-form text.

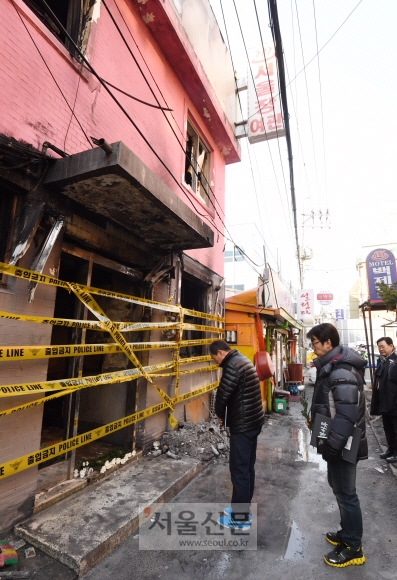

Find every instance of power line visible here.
[267,0,302,285]
[285,60,312,206]
[100,78,173,111]
[218,0,291,275]
[10,0,93,151]
[294,0,321,211]
[252,0,300,277]
[103,0,184,148]
[218,3,266,242]
[16,0,212,224]
[64,65,83,150]
[287,0,314,227]
[230,0,295,247]
[247,0,364,122]
[312,0,328,210]
[287,0,364,89]
[102,0,235,238]
[103,0,232,227]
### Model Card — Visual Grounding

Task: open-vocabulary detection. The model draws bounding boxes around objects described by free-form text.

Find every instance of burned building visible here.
[0,0,240,533]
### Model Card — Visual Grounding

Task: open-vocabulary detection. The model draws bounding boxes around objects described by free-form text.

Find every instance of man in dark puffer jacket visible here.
[307,323,367,568]
[370,337,397,463]
[210,340,264,530]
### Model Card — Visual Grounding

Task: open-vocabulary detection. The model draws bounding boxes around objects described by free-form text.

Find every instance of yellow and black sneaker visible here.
[324,542,365,567]
[326,530,343,546]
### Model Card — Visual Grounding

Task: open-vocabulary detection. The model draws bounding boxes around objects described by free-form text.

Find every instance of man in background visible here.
[209,340,264,530]
[370,337,397,463]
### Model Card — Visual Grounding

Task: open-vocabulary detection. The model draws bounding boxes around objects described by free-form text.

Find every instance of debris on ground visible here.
[23,548,35,559]
[147,419,230,462]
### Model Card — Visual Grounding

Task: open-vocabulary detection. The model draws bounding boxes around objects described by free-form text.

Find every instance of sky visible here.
[209,0,397,306]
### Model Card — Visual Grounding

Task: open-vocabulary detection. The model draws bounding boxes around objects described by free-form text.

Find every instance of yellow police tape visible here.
[0,310,224,335]
[0,379,219,479]
[148,364,218,378]
[66,283,176,414]
[0,360,175,398]
[0,359,217,416]
[0,310,181,332]
[0,260,222,435]
[0,357,215,400]
[0,262,224,322]
[0,343,214,361]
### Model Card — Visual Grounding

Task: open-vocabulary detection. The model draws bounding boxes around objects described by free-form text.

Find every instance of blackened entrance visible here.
[40,245,143,479]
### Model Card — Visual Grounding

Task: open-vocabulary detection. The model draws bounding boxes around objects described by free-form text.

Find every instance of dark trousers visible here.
[327,458,363,550]
[229,427,261,521]
[382,415,397,451]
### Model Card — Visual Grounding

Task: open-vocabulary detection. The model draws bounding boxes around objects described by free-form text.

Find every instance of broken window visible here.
[22,0,94,57]
[0,193,16,285]
[180,274,208,358]
[184,121,210,207]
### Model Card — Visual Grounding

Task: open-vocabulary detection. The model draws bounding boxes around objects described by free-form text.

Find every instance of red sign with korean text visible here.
[248,45,286,144]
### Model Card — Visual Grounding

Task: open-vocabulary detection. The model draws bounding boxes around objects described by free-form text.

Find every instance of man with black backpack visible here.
[308,323,367,568]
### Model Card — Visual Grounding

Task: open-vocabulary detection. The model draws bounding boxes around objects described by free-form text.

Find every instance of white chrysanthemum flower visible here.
[105,460,110,467]
[74,469,79,478]
[100,466,106,474]
[132,450,136,456]
[115,458,121,464]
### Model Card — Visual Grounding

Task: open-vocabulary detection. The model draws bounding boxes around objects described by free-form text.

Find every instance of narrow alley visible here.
[79,389,397,580]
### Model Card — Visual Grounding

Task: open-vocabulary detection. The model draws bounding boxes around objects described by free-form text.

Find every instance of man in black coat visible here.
[209,340,264,530]
[308,323,367,568]
[370,337,397,463]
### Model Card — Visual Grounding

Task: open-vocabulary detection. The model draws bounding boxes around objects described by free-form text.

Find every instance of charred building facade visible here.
[0,0,240,533]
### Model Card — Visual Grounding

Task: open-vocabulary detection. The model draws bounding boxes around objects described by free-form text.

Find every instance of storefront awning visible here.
[225,288,302,330]
[43,142,214,252]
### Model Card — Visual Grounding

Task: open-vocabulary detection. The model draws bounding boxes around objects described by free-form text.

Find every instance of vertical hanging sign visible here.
[247,45,286,144]
[365,248,397,302]
[298,289,314,319]
[335,309,345,321]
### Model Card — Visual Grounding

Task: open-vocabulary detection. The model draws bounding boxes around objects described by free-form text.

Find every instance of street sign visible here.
[335,309,344,321]
[365,248,397,302]
[317,291,333,305]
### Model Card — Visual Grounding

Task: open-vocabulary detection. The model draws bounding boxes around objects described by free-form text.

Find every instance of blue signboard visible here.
[335,309,344,321]
[366,248,397,302]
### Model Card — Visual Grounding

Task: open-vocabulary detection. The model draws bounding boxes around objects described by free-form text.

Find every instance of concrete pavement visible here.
[14,456,204,576]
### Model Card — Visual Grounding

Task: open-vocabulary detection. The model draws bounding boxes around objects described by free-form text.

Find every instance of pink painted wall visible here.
[0,0,225,276]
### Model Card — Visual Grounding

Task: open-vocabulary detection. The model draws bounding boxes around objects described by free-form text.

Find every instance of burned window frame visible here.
[184,121,211,208]
[179,273,208,359]
[22,0,95,58]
